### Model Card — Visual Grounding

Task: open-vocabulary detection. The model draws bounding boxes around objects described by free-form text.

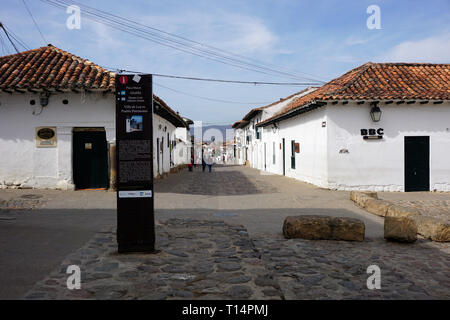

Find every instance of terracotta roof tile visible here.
[0,45,115,91]
[153,94,187,128]
[258,62,450,126]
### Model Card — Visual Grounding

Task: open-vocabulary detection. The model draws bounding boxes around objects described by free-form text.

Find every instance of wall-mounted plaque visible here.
[36,127,57,148]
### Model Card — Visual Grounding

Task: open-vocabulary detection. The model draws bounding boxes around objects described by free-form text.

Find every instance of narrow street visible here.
[1,165,449,299]
[154,164,384,238]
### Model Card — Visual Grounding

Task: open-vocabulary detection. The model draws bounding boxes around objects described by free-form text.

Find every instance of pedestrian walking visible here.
[202,157,206,172]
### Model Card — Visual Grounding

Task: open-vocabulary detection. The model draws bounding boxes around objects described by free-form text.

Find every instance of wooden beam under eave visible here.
[15,89,26,93]
[406,101,416,104]
[357,101,365,105]
[331,101,338,105]
[342,101,348,105]
[396,101,405,104]
[1,89,13,94]
[433,101,443,104]
[385,101,393,104]
[419,101,429,104]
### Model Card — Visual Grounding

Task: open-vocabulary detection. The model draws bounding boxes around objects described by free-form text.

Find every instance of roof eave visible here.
[257,101,327,127]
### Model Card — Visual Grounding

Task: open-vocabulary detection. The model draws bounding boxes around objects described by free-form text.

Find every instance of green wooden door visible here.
[73,130,109,189]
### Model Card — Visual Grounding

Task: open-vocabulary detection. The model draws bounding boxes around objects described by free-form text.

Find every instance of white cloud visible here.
[345,36,369,46]
[218,15,277,54]
[134,11,278,55]
[378,34,450,63]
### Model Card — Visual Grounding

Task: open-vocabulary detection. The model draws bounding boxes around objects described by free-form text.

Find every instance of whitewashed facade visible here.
[234,63,450,192]
[255,102,450,191]
[233,88,317,167]
[0,91,190,189]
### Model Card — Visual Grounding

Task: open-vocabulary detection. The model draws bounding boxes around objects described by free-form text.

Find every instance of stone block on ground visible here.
[384,216,417,243]
[350,191,378,208]
[364,199,392,217]
[410,215,450,242]
[282,215,365,242]
[386,205,420,218]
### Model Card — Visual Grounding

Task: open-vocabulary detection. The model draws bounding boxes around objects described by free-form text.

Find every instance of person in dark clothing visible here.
[202,157,206,172]
[205,153,213,172]
[188,155,194,171]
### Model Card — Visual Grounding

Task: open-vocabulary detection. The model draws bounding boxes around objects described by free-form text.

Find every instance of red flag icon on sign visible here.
[119,76,128,85]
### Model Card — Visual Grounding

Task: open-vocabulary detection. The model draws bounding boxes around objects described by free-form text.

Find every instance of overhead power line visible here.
[0,33,9,55]
[40,0,327,83]
[22,0,48,45]
[108,66,321,86]
[3,25,30,51]
[0,23,20,53]
[154,82,274,105]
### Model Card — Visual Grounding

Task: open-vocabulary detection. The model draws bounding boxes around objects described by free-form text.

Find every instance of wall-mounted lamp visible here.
[40,92,50,107]
[370,102,382,122]
[271,123,278,133]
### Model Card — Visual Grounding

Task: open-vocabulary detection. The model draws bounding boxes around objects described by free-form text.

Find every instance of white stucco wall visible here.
[0,92,115,190]
[261,107,328,187]
[0,92,189,188]
[173,127,191,167]
[327,102,450,191]
[153,114,177,177]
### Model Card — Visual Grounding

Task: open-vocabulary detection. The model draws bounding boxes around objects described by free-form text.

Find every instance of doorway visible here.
[156,138,160,175]
[73,128,109,189]
[282,138,286,176]
[264,143,266,171]
[404,136,430,192]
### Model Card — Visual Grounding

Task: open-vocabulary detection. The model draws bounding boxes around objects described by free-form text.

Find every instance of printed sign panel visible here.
[115,74,155,253]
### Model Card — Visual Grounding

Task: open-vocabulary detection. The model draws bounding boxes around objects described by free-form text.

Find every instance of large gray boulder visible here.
[283,215,365,242]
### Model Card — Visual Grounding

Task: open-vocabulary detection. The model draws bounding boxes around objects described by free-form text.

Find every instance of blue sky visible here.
[1,0,449,124]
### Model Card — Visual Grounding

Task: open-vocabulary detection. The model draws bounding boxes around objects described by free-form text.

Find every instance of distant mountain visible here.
[189,124,234,142]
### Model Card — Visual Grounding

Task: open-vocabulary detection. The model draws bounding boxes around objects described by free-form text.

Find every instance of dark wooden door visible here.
[282,138,286,176]
[73,130,109,189]
[404,136,429,192]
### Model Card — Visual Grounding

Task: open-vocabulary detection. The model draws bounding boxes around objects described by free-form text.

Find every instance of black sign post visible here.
[115,74,155,253]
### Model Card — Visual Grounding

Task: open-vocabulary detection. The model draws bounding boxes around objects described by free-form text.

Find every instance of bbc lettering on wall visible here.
[115,74,155,253]
[361,128,384,140]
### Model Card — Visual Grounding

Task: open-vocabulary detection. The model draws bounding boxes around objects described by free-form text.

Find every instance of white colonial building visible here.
[232,87,317,166]
[0,45,191,190]
[234,63,450,192]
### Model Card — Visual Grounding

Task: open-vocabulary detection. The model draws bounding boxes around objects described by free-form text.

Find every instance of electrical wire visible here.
[45,0,317,81]
[22,0,48,45]
[40,0,327,83]
[0,23,20,53]
[0,33,9,55]
[100,64,321,86]
[3,25,30,50]
[154,82,274,105]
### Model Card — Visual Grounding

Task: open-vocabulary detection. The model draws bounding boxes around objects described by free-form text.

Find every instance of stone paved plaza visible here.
[1,165,450,299]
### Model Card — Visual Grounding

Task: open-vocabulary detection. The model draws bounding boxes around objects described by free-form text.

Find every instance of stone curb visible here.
[282,215,365,242]
[350,191,449,242]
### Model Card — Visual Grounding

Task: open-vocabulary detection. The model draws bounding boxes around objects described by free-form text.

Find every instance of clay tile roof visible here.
[258,62,450,126]
[241,87,315,122]
[232,120,249,129]
[0,45,115,91]
[153,94,187,128]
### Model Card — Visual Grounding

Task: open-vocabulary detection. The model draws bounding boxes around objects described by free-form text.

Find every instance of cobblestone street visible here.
[2,165,450,299]
[379,192,450,223]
